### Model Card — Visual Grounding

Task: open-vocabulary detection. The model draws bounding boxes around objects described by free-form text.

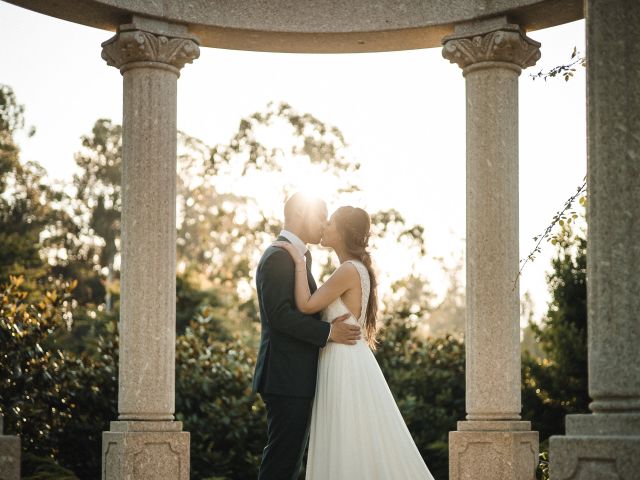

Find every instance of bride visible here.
[273,206,435,480]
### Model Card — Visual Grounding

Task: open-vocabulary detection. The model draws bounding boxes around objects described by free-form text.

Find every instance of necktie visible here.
[304,250,312,271]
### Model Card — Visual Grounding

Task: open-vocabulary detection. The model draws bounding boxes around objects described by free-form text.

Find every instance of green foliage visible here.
[0,274,118,479]
[7,83,583,480]
[3,267,466,479]
[1,91,369,477]
[0,84,29,139]
[521,224,589,441]
[70,119,123,309]
[22,452,79,480]
[0,85,68,294]
[0,275,77,457]
[537,450,550,480]
[176,320,266,479]
[519,179,586,285]
[55,319,118,478]
[176,273,229,336]
[1,271,266,479]
[376,317,465,480]
[530,47,586,82]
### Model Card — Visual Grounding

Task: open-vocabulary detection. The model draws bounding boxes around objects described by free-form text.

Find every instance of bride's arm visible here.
[294,263,356,314]
[274,242,356,315]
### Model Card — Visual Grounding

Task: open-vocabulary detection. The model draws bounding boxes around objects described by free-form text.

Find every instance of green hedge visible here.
[2,275,476,480]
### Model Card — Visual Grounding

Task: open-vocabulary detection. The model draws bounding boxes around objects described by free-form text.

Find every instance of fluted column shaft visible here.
[550,1,640,478]
[443,18,540,480]
[119,66,177,419]
[464,56,521,421]
[584,0,640,415]
[100,19,198,480]
[101,23,199,422]
[443,20,540,423]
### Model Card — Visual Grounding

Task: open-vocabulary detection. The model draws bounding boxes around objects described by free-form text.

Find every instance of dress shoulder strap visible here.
[346,260,370,325]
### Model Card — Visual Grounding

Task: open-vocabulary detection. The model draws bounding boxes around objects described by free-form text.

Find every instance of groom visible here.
[253,193,361,479]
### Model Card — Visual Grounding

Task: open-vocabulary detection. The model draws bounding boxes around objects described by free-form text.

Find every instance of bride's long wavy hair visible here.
[333,206,379,349]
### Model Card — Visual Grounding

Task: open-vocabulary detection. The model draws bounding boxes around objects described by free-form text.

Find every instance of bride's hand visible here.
[272,241,305,267]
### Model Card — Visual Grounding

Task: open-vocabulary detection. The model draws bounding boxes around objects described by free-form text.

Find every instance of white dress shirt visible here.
[278,229,332,345]
[279,229,308,259]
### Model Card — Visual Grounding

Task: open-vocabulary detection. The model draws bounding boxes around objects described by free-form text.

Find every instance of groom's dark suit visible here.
[253,235,331,480]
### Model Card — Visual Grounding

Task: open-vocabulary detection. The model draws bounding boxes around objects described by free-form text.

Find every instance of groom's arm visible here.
[259,249,330,347]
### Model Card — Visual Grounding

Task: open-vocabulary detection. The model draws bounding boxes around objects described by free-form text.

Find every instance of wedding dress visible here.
[305,260,435,480]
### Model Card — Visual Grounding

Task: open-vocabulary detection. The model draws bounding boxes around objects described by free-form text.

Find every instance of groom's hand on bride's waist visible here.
[328,314,361,345]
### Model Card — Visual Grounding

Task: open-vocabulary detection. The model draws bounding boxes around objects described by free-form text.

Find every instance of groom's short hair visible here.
[284,192,325,222]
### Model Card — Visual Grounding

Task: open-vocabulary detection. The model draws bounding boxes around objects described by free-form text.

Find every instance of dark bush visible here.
[176,315,266,479]
[1,274,119,479]
[2,273,509,480]
[375,317,465,480]
[0,275,78,458]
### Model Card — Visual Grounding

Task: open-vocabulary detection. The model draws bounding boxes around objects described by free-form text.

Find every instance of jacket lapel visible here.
[276,236,317,293]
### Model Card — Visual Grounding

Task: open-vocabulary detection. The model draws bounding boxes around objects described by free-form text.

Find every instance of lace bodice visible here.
[322,260,370,328]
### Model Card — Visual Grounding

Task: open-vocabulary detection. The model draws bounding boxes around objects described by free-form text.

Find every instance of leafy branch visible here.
[530,47,586,82]
[514,177,587,289]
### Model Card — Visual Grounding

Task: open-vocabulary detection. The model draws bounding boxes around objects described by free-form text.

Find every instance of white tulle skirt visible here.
[305,339,435,480]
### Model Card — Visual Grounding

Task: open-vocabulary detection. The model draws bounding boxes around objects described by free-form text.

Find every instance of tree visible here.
[0,84,45,287]
[175,102,361,285]
[423,256,465,338]
[375,319,465,480]
[0,85,76,299]
[63,102,364,337]
[175,318,266,479]
[521,222,589,442]
[3,87,476,478]
[0,275,77,458]
[71,119,122,310]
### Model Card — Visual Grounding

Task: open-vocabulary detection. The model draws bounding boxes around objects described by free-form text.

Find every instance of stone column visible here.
[550,1,640,478]
[100,17,199,480]
[442,17,540,480]
[0,415,20,480]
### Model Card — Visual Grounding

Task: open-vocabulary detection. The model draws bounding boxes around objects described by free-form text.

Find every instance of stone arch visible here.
[3,1,639,479]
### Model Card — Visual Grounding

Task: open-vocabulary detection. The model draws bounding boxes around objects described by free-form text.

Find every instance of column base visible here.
[550,413,640,480]
[449,421,539,480]
[0,435,20,480]
[102,421,190,480]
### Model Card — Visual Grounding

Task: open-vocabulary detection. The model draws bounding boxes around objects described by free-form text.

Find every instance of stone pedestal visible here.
[549,1,640,478]
[450,421,538,480]
[102,422,190,480]
[0,415,20,480]
[100,17,199,480]
[442,18,540,480]
[551,415,640,479]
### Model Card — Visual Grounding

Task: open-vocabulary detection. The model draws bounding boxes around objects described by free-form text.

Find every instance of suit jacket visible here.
[252,236,331,397]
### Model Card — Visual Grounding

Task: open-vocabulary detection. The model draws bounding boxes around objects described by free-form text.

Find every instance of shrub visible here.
[176,316,266,479]
[0,275,78,458]
[3,273,468,480]
[375,317,465,480]
[22,452,79,480]
[0,274,119,479]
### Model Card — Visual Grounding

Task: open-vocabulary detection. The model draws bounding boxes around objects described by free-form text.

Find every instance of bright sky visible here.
[0,3,586,322]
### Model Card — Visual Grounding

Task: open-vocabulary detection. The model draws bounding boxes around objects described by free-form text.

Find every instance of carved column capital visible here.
[442,25,540,73]
[101,27,200,74]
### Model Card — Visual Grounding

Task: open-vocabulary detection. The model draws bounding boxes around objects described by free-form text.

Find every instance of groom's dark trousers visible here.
[253,238,331,480]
